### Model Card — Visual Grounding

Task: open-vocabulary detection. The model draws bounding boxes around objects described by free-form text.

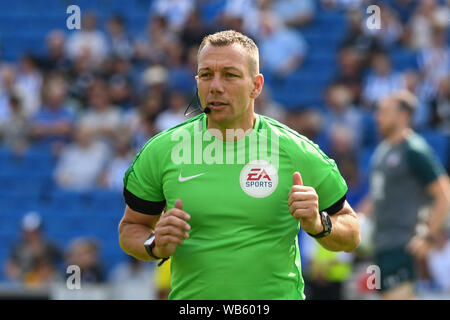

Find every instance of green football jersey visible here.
[123,113,348,300]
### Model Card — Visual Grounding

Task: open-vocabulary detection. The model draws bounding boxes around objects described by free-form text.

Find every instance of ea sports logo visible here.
[240,160,278,198]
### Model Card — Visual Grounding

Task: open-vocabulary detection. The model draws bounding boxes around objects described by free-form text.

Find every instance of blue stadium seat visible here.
[390,47,419,71]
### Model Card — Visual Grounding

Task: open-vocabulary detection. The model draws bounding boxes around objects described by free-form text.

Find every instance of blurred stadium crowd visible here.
[0,0,449,299]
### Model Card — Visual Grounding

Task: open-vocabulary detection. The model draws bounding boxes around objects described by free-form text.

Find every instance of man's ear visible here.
[250,74,264,99]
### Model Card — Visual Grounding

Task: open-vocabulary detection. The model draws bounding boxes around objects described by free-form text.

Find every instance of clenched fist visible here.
[153,199,191,258]
[288,172,323,235]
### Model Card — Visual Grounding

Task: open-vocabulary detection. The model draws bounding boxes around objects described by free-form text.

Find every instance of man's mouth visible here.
[208,101,229,110]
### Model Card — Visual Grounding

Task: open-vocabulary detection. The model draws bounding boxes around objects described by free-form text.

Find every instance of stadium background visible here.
[0,0,449,299]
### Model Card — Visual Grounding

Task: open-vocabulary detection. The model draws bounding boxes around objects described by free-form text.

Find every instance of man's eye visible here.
[226,73,237,77]
[199,73,211,79]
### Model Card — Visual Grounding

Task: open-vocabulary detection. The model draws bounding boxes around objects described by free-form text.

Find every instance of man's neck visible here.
[207,111,257,142]
[386,127,413,145]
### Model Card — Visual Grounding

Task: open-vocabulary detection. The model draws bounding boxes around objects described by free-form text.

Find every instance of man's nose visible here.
[209,74,224,94]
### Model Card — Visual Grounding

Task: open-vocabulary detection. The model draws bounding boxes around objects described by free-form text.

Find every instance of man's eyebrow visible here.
[222,66,242,72]
[198,66,243,73]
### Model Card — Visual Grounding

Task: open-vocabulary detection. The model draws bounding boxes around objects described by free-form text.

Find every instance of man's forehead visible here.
[380,97,397,110]
[198,43,249,70]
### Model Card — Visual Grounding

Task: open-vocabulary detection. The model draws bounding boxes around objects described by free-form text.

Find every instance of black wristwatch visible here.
[307,211,332,238]
[144,233,169,266]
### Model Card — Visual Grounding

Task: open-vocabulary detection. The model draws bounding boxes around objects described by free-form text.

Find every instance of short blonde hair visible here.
[391,90,418,117]
[198,30,259,76]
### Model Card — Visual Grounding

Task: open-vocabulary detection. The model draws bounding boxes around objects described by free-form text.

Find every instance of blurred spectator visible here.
[166,41,197,94]
[284,108,324,143]
[417,25,449,100]
[109,74,134,111]
[66,50,96,106]
[221,0,260,36]
[105,15,133,60]
[407,0,449,50]
[54,125,109,191]
[267,0,315,28]
[179,10,212,49]
[78,79,123,146]
[254,87,286,122]
[66,12,109,65]
[323,83,368,150]
[65,237,105,284]
[341,8,380,59]
[334,46,365,105]
[429,76,450,135]
[30,73,75,146]
[15,55,43,117]
[140,64,170,102]
[328,125,368,207]
[39,30,71,73]
[151,0,195,32]
[364,4,403,49]
[155,90,188,132]
[427,232,450,292]
[257,11,308,78]
[123,93,161,150]
[134,16,177,65]
[362,51,406,109]
[109,256,156,300]
[389,0,419,25]
[321,0,364,10]
[4,212,63,288]
[99,135,134,191]
[0,94,29,153]
[166,44,199,94]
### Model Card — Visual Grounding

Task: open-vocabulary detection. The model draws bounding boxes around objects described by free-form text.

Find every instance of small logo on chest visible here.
[240,160,278,198]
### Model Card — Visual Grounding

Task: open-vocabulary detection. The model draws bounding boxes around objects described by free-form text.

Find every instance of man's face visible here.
[376,98,401,138]
[196,44,261,126]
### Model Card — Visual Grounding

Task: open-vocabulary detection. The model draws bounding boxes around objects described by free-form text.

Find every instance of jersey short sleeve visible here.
[123,137,166,215]
[288,134,348,214]
[406,137,446,186]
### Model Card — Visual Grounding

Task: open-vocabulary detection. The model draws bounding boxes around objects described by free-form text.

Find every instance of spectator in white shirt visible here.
[155,90,188,133]
[78,79,122,146]
[362,51,405,109]
[66,12,109,65]
[151,0,194,32]
[54,125,110,191]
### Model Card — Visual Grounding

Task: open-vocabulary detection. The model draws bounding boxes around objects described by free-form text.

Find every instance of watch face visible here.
[144,235,156,246]
[321,212,332,233]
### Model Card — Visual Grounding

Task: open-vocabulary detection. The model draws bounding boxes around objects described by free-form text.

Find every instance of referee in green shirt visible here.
[118,30,361,300]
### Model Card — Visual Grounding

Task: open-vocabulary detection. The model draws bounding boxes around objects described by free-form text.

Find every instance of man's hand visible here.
[153,199,191,258]
[288,172,323,235]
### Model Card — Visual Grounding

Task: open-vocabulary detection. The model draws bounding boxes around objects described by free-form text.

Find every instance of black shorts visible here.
[375,246,416,293]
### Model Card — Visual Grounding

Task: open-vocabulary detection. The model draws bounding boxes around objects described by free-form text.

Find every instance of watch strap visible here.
[144,234,169,266]
[307,211,332,239]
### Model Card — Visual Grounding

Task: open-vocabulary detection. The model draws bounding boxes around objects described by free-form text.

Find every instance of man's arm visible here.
[408,175,450,259]
[119,200,191,261]
[425,175,450,237]
[289,172,360,253]
[316,201,361,253]
[118,205,161,261]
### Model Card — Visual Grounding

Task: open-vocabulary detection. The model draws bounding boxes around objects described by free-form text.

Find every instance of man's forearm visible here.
[316,204,361,252]
[118,221,156,261]
[428,198,450,236]
[426,176,450,237]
